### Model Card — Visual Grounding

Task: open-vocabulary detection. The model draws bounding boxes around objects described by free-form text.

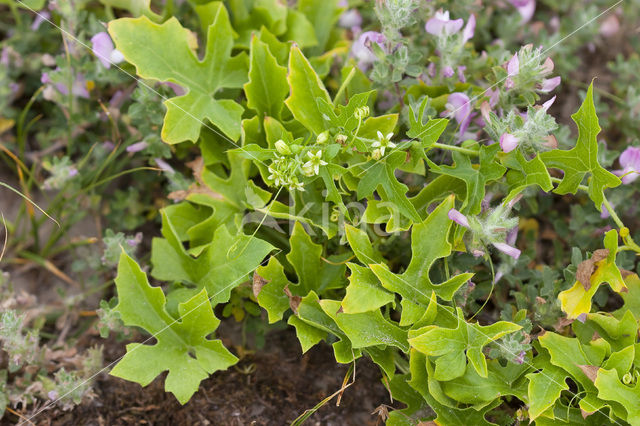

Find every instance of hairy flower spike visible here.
[448,203,521,260]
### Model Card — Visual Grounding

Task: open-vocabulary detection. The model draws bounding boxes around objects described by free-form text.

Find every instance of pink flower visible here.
[339,9,362,31]
[448,208,470,228]
[425,10,464,37]
[457,66,467,82]
[442,92,472,137]
[613,146,640,184]
[541,95,556,112]
[442,66,454,78]
[492,242,521,259]
[500,133,519,153]
[539,76,561,93]
[155,158,175,174]
[41,70,89,98]
[462,14,476,44]
[91,32,124,69]
[351,31,386,69]
[510,0,536,23]
[599,15,620,38]
[126,141,149,153]
[31,11,50,31]
[507,52,520,76]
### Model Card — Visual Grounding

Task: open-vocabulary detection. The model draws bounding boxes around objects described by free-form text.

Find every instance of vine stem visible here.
[432,142,479,157]
[549,177,640,253]
[333,67,356,106]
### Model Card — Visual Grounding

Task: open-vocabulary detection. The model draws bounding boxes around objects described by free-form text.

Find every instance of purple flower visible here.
[493,242,521,259]
[339,9,362,31]
[425,10,464,37]
[0,47,9,66]
[31,11,50,31]
[599,14,620,37]
[126,141,149,153]
[91,32,124,69]
[442,66,454,78]
[514,350,526,365]
[539,76,561,93]
[442,92,472,137]
[448,208,470,228]
[457,66,467,82]
[613,146,640,184]
[462,14,476,44]
[500,133,519,153]
[510,0,536,23]
[48,390,59,400]
[41,70,90,98]
[351,31,386,70]
[155,158,175,174]
[507,52,520,76]
[541,95,556,112]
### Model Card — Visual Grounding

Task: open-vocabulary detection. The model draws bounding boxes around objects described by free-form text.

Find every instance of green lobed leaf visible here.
[151,211,274,306]
[284,45,331,134]
[108,5,247,143]
[341,263,394,314]
[319,299,409,352]
[244,35,289,119]
[594,368,640,425]
[285,222,346,295]
[502,150,553,204]
[427,144,506,214]
[253,257,292,323]
[111,252,237,404]
[409,308,521,380]
[540,82,621,210]
[369,195,474,310]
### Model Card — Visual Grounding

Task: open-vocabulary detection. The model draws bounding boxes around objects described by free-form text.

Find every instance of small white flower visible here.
[302,150,328,176]
[372,131,396,156]
[289,180,305,192]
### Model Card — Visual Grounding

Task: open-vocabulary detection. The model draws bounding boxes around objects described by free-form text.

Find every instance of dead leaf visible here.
[578,364,599,382]
[283,285,301,313]
[252,272,269,298]
[576,249,609,290]
[371,405,390,422]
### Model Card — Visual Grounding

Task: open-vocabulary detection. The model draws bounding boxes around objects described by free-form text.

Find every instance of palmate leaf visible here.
[244,35,289,119]
[284,45,331,134]
[594,368,640,426]
[285,222,346,295]
[109,3,247,143]
[357,151,422,224]
[537,331,628,418]
[502,150,553,204]
[427,144,506,214]
[540,82,620,210]
[526,346,569,421]
[151,211,274,306]
[369,196,474,323]
[409,308,521,380]
[558,230,626,319]
[111,252,237,404]
[408,350,501,426]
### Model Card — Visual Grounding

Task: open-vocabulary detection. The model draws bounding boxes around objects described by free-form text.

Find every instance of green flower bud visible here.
[274,140,291,155]
[335,134,347,144]
[316,131,329,144]
[354,106,370,120]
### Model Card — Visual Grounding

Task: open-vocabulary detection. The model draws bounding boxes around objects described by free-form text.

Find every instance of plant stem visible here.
[432,142,479,156]
[333,67,356,106]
